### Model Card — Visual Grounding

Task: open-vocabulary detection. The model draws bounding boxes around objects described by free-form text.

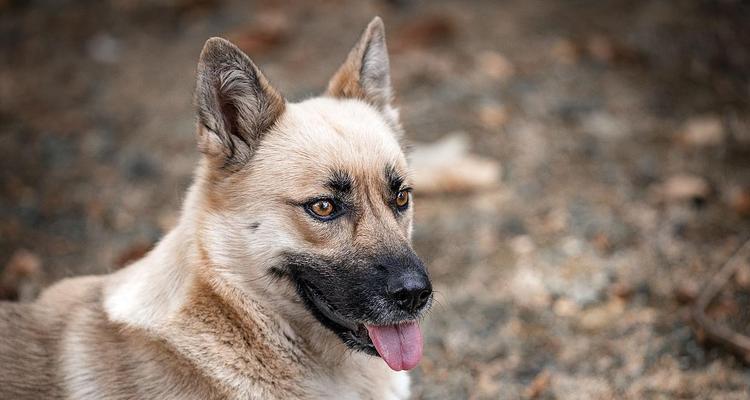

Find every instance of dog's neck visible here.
[103,176,203,332]
[102,228,193,331]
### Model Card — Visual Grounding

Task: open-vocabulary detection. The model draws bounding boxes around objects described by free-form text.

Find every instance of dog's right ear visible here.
[195,37,285,168]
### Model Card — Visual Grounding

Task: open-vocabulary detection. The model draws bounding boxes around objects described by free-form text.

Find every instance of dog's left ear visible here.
[326,17,399,127]
[195,37,285,167]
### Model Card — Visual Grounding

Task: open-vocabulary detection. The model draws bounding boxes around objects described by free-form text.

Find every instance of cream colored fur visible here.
[0,18,416,400]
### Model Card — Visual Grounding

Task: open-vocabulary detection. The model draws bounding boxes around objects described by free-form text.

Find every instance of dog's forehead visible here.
[258,98,407,186]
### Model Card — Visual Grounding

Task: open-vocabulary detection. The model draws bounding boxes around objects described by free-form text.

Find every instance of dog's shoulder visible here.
[37,275,104,309]
[0,275,104,399]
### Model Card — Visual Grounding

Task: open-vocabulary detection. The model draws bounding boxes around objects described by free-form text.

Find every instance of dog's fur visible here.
[0,17,431,399]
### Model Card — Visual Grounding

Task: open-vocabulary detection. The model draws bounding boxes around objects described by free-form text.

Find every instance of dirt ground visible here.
[2,0,750,398]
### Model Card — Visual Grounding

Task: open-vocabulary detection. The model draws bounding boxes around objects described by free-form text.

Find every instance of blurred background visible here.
[1,0,750,398]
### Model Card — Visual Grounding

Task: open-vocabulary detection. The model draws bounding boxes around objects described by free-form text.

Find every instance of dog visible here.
[0,17,432,399]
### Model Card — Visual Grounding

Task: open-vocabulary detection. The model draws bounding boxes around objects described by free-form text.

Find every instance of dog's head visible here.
[191,17,431,371]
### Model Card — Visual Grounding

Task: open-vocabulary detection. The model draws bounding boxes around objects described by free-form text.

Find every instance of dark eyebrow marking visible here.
[325,170,353,196]
[385,164,405,194]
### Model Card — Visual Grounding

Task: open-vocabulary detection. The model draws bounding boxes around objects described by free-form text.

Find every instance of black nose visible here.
[387,273,432,313]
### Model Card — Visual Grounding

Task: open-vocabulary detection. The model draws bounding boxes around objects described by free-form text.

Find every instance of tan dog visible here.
[0,17,433,400]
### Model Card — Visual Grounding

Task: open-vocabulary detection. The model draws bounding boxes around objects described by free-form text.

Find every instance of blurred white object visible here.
[679,115,725,147]
[409,133,501,194]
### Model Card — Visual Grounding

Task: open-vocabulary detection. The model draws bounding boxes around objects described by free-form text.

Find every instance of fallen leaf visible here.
[587,34,615,63]
[659,174,711,203]
[227,12,290,55]
[679,116,725,147]
[609,281,634,300]
[392,15,456,52]
[551,38,580,64]
[586,34,643,64]
[115,242,154,269]
[524,370,552,399]
[477,51,514,81]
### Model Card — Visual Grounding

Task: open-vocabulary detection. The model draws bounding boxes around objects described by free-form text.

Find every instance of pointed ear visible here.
[326,17,398,125]
[195,37,285,168]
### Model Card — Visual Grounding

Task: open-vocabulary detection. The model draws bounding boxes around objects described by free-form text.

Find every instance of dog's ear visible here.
[326,17,399,126]
[195,37,285,167]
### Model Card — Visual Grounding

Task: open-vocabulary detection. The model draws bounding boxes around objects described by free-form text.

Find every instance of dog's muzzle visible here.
[279,250,432,371]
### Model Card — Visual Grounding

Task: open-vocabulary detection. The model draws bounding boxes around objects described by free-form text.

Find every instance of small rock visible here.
[509,235,535,255]
[579,307,610,331]
[582,111,628,139]
[478,103,509,129]
[551,38,580,64]
[0,249,43,301]
[734,262,750,288]
[591,232,612,253]
[578,299,625,331]
[476,51,514,81]
[674,281,699,304]
[553,298,580,317]
[510,266,550,308]
[679,116,725,147]
[560,236,584,256]
[473,360,504,398]
[659,174,711,203]
[729,186,750,217]
[540,208,568,234]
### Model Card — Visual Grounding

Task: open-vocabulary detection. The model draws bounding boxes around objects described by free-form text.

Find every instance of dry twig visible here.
[692,239,750,363]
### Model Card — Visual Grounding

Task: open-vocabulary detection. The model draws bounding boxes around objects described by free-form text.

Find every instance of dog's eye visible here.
[395,190,410,209]
[309,200,335,218]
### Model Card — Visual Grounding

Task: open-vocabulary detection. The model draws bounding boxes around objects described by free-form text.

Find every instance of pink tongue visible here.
[365,322,423,371]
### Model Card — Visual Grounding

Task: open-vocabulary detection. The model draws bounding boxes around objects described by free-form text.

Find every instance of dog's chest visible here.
[306,369,411,400]
[166,322,411,399]
[280,349,412,400]
[165,285,411,399]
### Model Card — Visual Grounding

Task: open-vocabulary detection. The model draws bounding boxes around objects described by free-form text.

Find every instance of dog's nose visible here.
[387,273,432,313]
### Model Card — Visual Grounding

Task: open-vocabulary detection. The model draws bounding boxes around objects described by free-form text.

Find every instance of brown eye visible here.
[310,200,335,217]
[395,190,410,208]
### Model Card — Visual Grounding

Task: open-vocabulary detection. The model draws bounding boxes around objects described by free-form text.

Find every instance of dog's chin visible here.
[296,279,428,372]
[298,281,379,356]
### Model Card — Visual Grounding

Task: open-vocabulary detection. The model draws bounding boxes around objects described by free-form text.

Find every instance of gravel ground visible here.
[2,1,750,398]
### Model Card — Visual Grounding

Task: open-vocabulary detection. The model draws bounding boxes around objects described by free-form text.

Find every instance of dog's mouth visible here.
[299,281,424,371]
